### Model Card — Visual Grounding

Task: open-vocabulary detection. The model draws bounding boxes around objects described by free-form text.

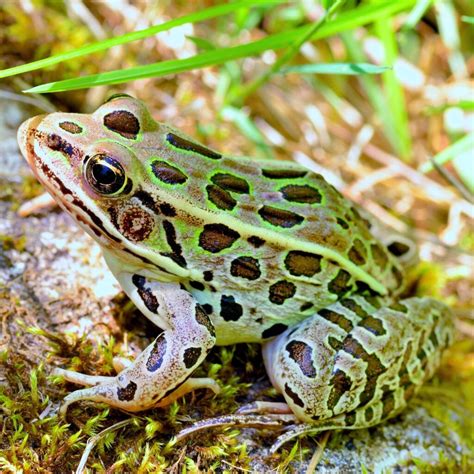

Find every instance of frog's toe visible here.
[270,424,327,454]
[236,401,292,415]
[53,367,114,387]
[176,413,297,443]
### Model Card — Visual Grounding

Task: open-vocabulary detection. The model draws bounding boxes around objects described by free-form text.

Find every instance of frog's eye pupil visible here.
[84,154,127,195]
[92,162,116,185]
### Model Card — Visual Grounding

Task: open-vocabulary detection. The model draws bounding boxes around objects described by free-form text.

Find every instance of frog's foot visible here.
[57,280,217,415]
[176,413,298,444]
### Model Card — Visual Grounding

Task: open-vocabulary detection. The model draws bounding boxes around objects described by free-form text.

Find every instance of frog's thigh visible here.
[262,296,453,429]
[60,279,217,414]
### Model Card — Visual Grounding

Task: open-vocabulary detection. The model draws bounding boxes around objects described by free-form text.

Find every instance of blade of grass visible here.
[402,0,433,30]
[373,16,413,160]
[461,15,474,23]
[341,31,399,154]
[280,63,391,74]
[24,0,417,94]
[228,0,347,104]
[419,133,474,173]
[435,0,468,79]
[0,0,283,79]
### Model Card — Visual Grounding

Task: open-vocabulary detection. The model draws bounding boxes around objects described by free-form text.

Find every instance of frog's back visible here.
[136,122,403,294]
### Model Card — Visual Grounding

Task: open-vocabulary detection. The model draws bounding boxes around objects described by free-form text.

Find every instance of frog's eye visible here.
[84,154,127,195]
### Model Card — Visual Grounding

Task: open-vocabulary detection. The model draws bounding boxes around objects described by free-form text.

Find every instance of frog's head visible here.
[18,95,180,276]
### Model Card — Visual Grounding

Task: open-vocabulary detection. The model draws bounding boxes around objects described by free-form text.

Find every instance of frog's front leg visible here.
[57,276,218,414]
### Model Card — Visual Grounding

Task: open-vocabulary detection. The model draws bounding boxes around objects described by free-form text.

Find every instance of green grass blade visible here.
[341,31,399,154]
[403,0,433,30]
[24,0,417,94]
[461,15,474,24]
[281,63,391,75]
[419,133,474,173]
[373,16,412,160]
[0,0,283,79]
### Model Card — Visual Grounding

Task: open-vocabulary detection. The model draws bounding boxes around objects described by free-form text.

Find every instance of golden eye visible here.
[84,154,127,195]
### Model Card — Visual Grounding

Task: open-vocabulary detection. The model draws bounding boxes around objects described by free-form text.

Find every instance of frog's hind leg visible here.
[260,295,453,449]
[57,279,218,415]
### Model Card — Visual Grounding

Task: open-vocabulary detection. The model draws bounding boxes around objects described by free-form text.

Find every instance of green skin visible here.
[18,95,453,449]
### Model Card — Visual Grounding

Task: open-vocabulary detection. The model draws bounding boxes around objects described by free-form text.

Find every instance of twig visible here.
[305,431,331,474]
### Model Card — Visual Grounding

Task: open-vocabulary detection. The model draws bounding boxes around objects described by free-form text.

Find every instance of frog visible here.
[17,95,453,450]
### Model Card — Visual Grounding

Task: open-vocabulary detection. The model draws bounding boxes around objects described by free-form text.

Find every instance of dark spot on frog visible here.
[220,295,243,321]
[328,269,352,296]
[258,205,304,228]
[365,406,374,423]
[115,205,154,243]
[59,121,83,134]
[247,235,265,248]
[261,323,288,339]
[262,168,307,179]
[389,301,408,313]
[45,133,82,160]
[132,274,159,313]
[348,239,367,265]
[230,256,261,281]
[203,271,213,281]
[104,110,140,139]
[286,340,316,378]
[327,369,352,410]
[269,280,296,305]
[387,240,411,257]
[206,184,237,211]
[189,280,205,291]
[341,335,385,379]
[280,184,322,204]
[151,160,188,185]
[166,132,222,159]
[319,308,353,332]
[300,302,314,312]
[117,381,138,401]
[158,202,177,217]
[211,173,250,194]
[327,336,342,351]
[284,383,305,408]
[344,412,357,426]
[340,298,370,319]
[371,243,389,269]
[161,220,187,268]
[285,250,322,277]
[337,217,349,229]
[199,224,240,253]
[195,305,215,337]
[358,315,386,336]
[146,334,167,372]
[183,347,202,368]
[381,390,396,418]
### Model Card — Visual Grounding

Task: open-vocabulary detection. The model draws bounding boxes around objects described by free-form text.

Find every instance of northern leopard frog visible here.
[17,95,453,450]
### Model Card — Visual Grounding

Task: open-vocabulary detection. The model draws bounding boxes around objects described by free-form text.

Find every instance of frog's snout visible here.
[17,115,46,167]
